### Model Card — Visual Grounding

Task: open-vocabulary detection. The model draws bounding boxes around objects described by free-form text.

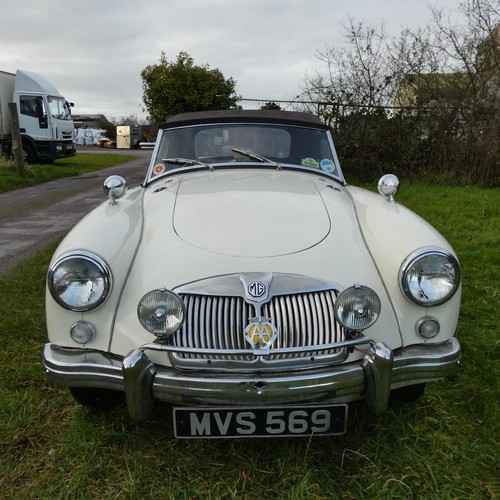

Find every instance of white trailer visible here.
[0,69,75,163]
[116,125,142,149]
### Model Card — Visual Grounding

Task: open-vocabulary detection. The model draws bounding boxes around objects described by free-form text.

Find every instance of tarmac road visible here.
[0,148,152,276]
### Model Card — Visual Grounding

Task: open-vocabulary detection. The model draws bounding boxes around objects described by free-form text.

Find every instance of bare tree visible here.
[303,18,399,110]
[303,0,499,110]
[302,0,499,186]
[408,0,500,185]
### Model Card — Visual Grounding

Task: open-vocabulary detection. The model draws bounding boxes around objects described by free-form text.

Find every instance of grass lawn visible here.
[0,153,138,193]
[0,182,498,499]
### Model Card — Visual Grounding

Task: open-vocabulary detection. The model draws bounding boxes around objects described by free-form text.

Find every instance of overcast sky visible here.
[0,0,462,121]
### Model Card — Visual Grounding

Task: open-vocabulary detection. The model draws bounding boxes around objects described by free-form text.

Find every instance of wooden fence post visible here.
[8,102,26,176]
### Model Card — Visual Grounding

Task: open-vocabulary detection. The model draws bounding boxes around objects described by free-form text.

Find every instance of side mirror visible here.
[377,174,399,204]
[35,97,48,129]
[104,175,127,205]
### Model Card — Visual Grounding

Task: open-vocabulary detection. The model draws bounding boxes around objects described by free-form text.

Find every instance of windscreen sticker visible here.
[154,164,165,175]
[301,157,320,168]
[320,159,336,173]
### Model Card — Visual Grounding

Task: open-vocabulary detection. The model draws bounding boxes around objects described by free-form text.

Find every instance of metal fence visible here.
[237,98,414,129]
[237,98,342,129]
[235,98,498,187]
[237,98,320,112]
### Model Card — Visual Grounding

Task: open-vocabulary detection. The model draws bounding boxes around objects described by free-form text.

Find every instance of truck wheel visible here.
[390,383,427,403]
[22,144,38,164]
[70,387,124,409]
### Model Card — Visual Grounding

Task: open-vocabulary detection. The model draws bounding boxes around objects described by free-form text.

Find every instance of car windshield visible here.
[149,123,342,182]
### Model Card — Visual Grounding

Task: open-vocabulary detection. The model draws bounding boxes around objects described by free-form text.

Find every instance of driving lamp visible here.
[138,288,185,338]
[334,284,381,331]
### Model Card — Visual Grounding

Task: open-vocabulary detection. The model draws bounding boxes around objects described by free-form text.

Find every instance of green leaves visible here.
[141,52,240,124]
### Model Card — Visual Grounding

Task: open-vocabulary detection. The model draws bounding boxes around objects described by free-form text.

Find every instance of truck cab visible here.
[0,69,76,163]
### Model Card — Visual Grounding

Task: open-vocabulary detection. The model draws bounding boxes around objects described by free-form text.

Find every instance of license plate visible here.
[173,404,347,439]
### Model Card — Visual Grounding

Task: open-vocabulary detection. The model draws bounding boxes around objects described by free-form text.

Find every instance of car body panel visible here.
[45,187,144,352]
[347,185,461,343]
[172,170,331,257]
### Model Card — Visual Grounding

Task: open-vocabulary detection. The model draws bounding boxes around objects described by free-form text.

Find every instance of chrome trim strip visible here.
[346,188,404,345]
[108,188,146,351]
[142,336,371,356]
[174,273,343,301]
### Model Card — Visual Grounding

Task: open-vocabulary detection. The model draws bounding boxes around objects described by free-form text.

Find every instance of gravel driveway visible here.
[0,149,151,276]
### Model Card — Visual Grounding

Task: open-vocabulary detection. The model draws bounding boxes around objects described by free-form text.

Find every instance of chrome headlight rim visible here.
[48,251,112,312]
[399,247,461,307]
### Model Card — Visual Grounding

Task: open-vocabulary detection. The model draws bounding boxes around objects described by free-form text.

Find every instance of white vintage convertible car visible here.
[43,110,461,438]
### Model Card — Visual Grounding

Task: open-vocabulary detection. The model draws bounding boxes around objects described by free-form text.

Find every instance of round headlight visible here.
[48,252,112,311]
[400,248,460,306]
[334,285,381,331]
[138,288,185,338]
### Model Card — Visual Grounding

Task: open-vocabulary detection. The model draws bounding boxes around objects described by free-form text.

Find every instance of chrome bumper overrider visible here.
[43,338,461,422]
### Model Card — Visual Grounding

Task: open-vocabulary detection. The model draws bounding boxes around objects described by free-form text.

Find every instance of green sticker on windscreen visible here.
[302,157,319,168]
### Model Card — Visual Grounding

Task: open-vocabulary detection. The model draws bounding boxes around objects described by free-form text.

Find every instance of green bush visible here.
[333,106,499,187]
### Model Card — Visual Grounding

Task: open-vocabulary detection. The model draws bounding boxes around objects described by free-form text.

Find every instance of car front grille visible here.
[170,275,346,370]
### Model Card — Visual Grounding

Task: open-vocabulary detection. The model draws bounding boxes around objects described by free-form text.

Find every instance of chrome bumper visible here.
[43,338,461,422]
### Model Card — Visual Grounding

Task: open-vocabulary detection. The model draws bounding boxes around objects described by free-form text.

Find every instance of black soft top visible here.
[161,110,328,130]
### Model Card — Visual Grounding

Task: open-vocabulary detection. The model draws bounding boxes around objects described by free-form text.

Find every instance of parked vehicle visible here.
[43,110,461,438]
[0,69,75,163]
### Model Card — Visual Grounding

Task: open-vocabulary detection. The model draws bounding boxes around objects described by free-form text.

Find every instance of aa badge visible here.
[244,316,278,354]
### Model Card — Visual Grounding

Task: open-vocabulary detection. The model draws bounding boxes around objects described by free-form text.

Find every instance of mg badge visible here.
[248,281,266,298]
[240,273,272,303]
[244,316,278,354]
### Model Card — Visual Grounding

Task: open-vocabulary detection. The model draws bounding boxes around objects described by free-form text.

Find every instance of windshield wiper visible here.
[231,148,281,170]
[162,158,214,171]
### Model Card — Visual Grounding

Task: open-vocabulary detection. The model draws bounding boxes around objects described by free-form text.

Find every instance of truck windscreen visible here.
[48,96,71,120]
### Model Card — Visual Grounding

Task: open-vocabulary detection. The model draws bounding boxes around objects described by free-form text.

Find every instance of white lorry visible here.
[0,69,75,163]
